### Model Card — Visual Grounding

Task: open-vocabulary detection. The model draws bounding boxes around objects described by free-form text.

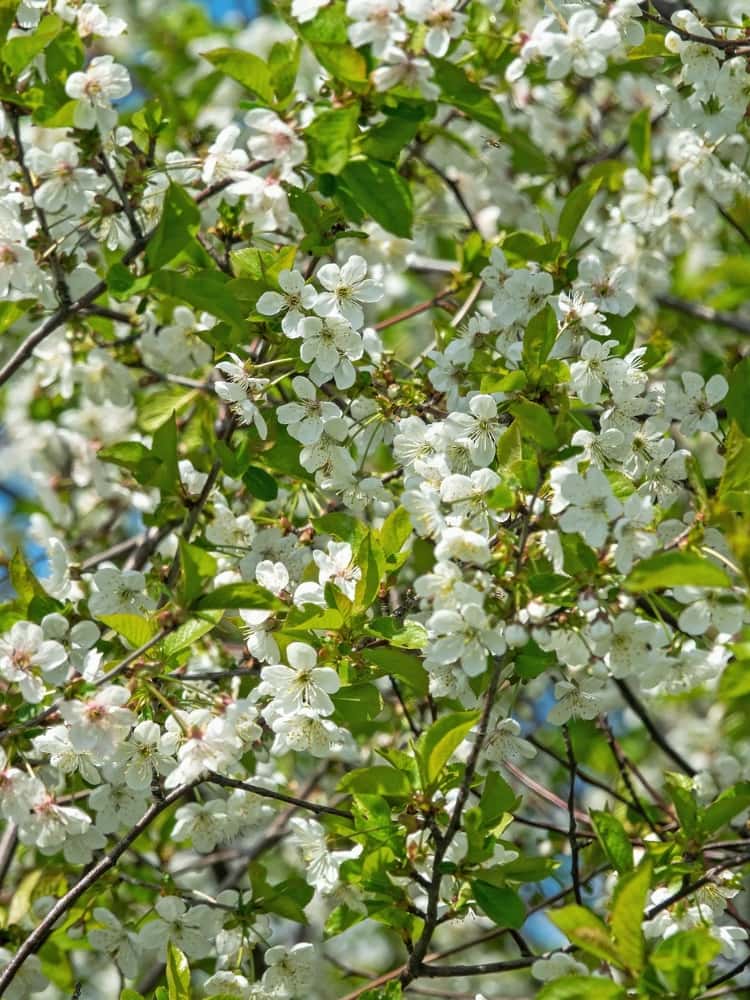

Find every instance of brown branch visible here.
[0,627,171,738]
[562,725,583,904]
[0,169,246,388]
[416,956,536,978]
[99,153,144,241]
[373,292,454,331]
[400,658,506,987]
[206,772,353,819]
[421,157,478,231]
[614,679,696,776]
[10,111,71,309]
[657,294,750,337]
[0,783,195,998]
[640,8,750,53]
[527,733,642,812]
[503,759,592,826]
[338,863,610,1000]
[598,716,663,836]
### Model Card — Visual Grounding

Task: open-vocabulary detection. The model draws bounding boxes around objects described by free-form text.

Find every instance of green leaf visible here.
[479,772,518,828]
[8,870,43,925]
[305,40,366,84]
[725,357,750,436]
[628,107,651,176]
[360,983,402,1000]
[99,614,159,648]
[649,928,720,995]
[248,863,314,922]
[508,399,557,450]
[365,618,427,650]
[430,58,504,134]
[548,905,622,966]
[701,781,750,834]
[2,14,62,74]
[362,645,428,695]
[665,772,699,836]
[178,540,218,608]
[522,305,558,374]
[152,269,247,328]
[203,47,274,102]
[230,244,297,282]
[138,387,196,434]
[418,710,480,789]
[166,941,190,1000]
[339,159,413,238]
[354,532,383,612]
[624,551,730,591]
[0,299,34,333]
[361,112,423,162]
[611,859,651,973]
[314,513,369,547]
[193,582,282,611]
[501,855,559,882]
[0,1,18,44]
[538,977,625,1000]
[268,38,300,100]
[339,765,411,798]
[590,811,633,873]
[305,103,360,175]
[161,615,220,658]
[119,990,146,1000]
[331,682,382,723]
[558,176,602,249]
[284,606,344,634]
[9,550,49,613]
[150,412,180,497]
[379,507,412,565]
[514,639,556,679]
[146,183,200,270]
[243,465,279,501]
[470,881,525,928]
[718,422,750,514]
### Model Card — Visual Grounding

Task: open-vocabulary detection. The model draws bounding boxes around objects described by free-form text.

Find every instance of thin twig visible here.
[206,772,353,819]
[615,679,696,776]
[421,157,478,231]
[562,725,582,905]
[657,295,750,337]
[401,657,506,987]
[0,783,195,998]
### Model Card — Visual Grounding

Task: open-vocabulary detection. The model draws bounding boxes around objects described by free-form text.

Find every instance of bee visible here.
[482,135,504,149]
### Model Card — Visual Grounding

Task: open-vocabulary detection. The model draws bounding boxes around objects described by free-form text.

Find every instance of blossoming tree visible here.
[0,0,749,997]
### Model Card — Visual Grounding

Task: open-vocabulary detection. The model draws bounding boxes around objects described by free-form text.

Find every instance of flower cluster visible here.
[0,0,748,998]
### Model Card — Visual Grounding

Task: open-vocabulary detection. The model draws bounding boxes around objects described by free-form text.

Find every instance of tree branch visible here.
[400,657,506,987]
[614,679,696,776]
[206,772,353,819]
[657,294,750,337]
[0,783,195,998]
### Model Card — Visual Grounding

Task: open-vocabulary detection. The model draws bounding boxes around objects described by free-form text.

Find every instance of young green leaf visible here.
[470,881,525,928]
[339,159,413,238]
[611,859,652,973]
[203,48,274,102]
[590,811,634,873]
[418,710,480,789]
[558,176,603,249]
[166,941,190,1000]
[624,551,730,591]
